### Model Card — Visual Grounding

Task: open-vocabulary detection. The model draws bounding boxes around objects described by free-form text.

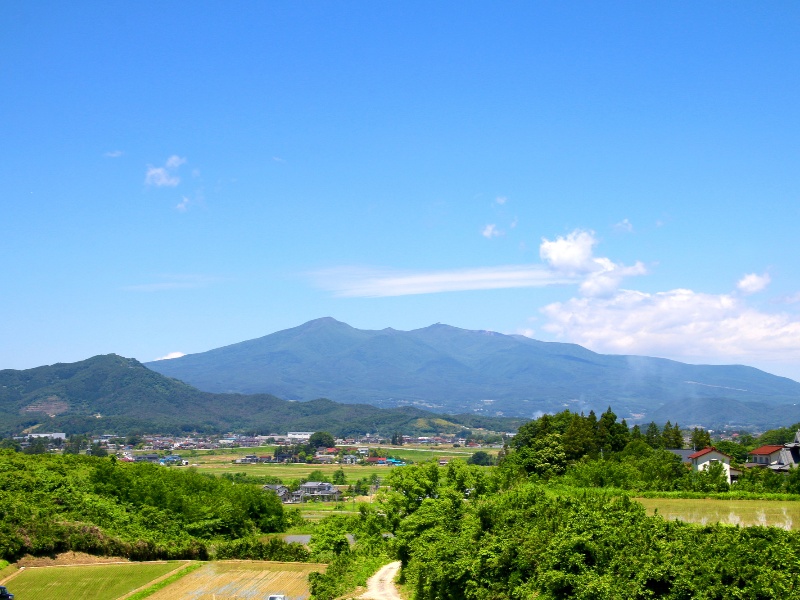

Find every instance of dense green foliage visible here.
[0,354,522,436]
[308,507,394,600]
[0,451,291,562]
[334,413,800,598]
[394,482,800,599]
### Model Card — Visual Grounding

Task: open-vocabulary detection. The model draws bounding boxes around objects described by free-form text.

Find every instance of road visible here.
[360,561,402,600]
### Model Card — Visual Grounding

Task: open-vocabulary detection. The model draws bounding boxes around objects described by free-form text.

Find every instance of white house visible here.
[688,447,732,484]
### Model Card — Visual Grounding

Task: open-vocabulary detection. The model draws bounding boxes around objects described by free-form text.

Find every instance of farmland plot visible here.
[3,561,184,600]
[147,560,326,600]
[637,498,800,529]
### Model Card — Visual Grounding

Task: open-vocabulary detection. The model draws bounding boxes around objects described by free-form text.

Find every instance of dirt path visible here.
[360,561,402,600]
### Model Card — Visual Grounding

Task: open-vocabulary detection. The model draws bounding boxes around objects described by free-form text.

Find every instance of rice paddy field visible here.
[145,560,326,600]
[637,497,800,529]
[1,561,188,600]
[183,445,491,483]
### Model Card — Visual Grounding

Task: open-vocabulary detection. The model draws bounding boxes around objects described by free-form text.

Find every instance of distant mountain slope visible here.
[145,317,800,424]
[0,354,522,437]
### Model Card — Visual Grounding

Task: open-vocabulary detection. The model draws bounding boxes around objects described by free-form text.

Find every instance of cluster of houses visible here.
[673,430,800,485]
[264,481,342,504]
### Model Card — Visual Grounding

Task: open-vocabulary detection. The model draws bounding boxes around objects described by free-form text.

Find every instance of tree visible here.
[562,413,596,460]
[508,433,567,479]
[645,422,661,449]
[690,427,712,450]
[662,422,683,449]
[23,438,47,455]
[0,438,21,452]
[467,451,494,466]
[88,443,108,457]
[332,468,347,485]
[308,431,335,450]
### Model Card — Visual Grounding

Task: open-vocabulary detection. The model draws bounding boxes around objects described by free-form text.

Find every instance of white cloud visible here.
[541,288,800,367]
[165,155,187,169]
[176,196,190,212]
[614,218,633,233]
[510,217,518,229]
[145,155,187,187]
[311,265,579,298]
[104,150,123,158]
[495,196,507,205]
[145,166,180,187]
[540,229,645,296]
[482,224,502,238]
[153,351,186,361]
[737,272,771,294]
[540,230,598,273]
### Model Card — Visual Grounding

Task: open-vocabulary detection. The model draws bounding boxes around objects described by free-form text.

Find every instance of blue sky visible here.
[2,2,800,381]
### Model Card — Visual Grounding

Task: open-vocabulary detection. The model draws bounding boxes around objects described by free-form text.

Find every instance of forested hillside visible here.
[0,451,302,563]
[0,354,522,436]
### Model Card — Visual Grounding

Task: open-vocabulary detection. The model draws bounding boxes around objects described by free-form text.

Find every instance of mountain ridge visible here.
[145,318,800,427]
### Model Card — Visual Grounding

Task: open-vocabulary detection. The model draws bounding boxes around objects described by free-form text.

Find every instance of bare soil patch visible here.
[16,551,131,567]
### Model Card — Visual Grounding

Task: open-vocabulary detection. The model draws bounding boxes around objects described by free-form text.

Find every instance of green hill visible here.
[0,354,522,437]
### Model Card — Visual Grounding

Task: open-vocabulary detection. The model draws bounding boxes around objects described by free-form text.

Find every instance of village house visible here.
[746,431,800,472]
[687,447,733,484]
[263,484,290,502]
[292,481,342,503]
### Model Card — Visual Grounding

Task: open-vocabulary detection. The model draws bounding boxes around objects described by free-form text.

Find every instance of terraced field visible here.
[146,560,326,600]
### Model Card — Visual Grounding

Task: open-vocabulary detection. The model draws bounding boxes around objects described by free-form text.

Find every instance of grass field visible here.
[637,497,800,529]
[146,560,326,600]
[186,445,492,484]
[3,561,186,600]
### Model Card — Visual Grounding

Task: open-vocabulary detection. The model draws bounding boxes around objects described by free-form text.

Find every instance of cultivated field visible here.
[637,497,800,529]
[146,560,326,600]
[185,445,489,483]
[2,561,186,600]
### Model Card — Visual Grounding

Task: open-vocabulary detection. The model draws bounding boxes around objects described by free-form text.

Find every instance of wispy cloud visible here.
[737,272,771,294]
[145,155,187,187]
[153,351,186,361]
[176,196,191,212]
[482,224,502,239]
[495,196,507,205]
[165,155,186,169]
[145,167,180,187]
[614,218,633,233]
[311,265,580,298]
[312,228,644,298]
[104,150,124,158]
[121,274,218,292]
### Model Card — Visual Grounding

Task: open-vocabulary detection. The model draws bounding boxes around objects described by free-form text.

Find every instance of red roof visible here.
[748,445,784,456]
[688,446,732,460]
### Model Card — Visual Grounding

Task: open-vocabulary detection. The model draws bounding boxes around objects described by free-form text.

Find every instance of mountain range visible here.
[145,318,800,429]
[0,354,522,437]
